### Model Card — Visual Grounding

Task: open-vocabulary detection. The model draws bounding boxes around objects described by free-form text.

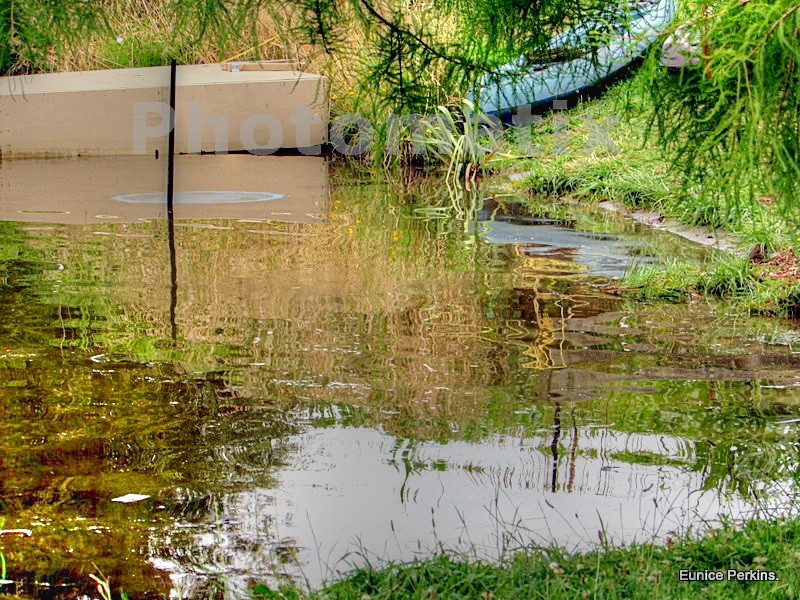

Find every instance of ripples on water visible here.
[1,156,799,598]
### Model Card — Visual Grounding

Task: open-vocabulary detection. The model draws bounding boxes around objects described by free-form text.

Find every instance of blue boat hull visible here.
[468,0,678,116]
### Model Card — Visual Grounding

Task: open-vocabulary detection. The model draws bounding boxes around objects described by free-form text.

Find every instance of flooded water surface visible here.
[1,156,800,598]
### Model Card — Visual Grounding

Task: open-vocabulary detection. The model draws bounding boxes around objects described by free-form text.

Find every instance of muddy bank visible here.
[594,201,743,254]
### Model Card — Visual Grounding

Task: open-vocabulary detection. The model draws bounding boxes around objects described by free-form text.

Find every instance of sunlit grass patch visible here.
[510,75,675,208]
[521,152,671,206]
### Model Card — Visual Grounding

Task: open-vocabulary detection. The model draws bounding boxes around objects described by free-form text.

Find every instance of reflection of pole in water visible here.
[550,401,561,492]
[567,407,578,493]
[167,58,178,341]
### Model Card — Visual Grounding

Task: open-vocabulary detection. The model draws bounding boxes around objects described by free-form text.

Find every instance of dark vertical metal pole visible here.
[167,58,178,342]
[551,401,561,493]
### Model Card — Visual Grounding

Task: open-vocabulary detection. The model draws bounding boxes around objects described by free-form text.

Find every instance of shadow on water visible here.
[1,157,800,597]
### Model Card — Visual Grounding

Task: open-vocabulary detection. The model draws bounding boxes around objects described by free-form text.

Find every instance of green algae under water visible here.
[1,156,800,599]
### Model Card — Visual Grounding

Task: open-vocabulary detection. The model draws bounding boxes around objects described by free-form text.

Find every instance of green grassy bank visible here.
[254,517,800,599]
[502,70,800,318]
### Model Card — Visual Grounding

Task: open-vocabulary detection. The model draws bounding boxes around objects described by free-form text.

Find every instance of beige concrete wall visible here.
[0,65,328,157]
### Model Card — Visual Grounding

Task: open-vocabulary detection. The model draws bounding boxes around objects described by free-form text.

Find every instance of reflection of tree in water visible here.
[1,358,297,595]
[0,245,299,596]
[4,187,800,596]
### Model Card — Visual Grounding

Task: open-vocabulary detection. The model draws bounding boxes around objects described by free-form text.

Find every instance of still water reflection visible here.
[1,156,799,598]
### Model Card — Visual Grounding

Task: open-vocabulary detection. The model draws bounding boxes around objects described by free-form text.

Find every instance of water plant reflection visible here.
[1,170,799,596]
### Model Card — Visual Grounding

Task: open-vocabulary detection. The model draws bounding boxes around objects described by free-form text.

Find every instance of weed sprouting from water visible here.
[0,517,8,586]
[421,102,500,188]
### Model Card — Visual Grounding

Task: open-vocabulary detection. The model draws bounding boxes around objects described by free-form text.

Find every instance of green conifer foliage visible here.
[0,0,104,73]
[278,0,617,113]
[642,0,800,227]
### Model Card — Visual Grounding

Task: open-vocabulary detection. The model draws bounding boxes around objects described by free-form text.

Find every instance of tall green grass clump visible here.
[252,517,800,599]
[623,252,800,316]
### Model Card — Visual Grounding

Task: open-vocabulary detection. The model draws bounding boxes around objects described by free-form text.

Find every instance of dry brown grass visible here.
[753,249,800,285]
[32,0,363,109]
[48,0,289,72]
[36,0,464,114]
